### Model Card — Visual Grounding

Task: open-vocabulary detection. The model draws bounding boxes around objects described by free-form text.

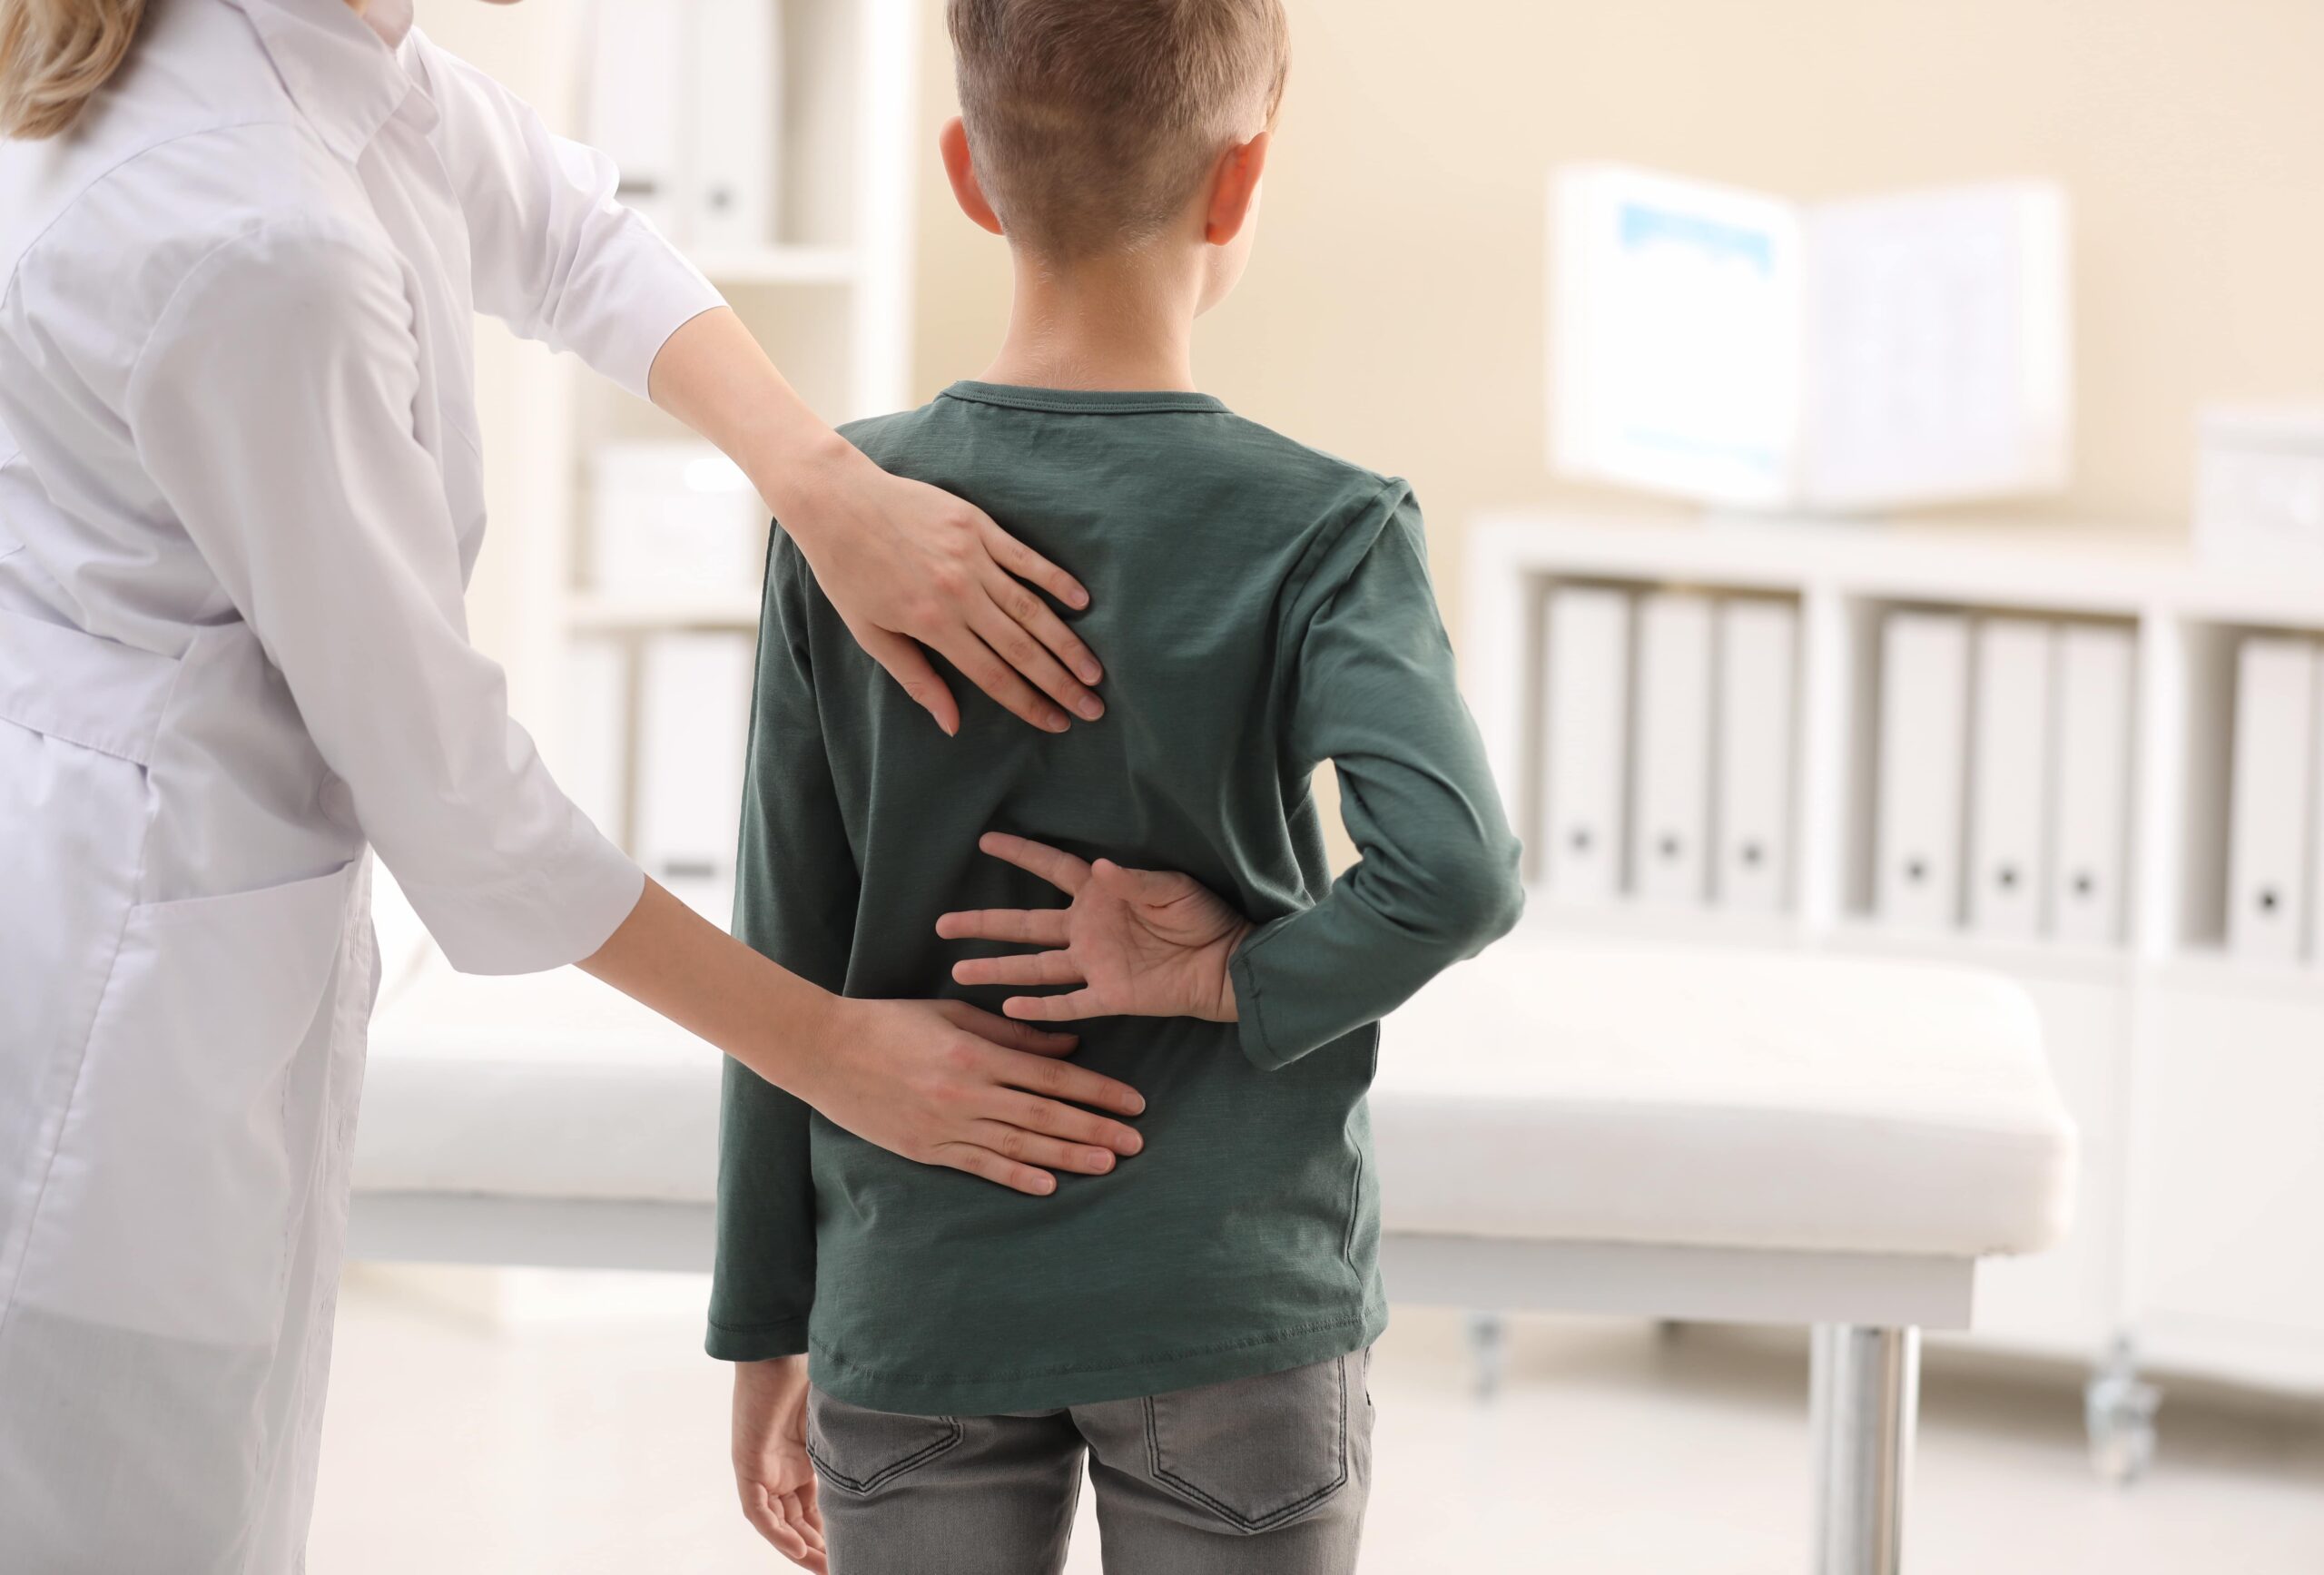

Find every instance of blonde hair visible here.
[0,0,147,140]
[950,0,1289,261]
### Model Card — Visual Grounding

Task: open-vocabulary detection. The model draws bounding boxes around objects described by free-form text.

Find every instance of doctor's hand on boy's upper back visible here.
[647,305,1104,738]
[732,1355,826,1573]
[938,832,1255,1024]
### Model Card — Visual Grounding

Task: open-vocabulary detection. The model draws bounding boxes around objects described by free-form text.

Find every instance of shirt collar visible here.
[226,0,414,162]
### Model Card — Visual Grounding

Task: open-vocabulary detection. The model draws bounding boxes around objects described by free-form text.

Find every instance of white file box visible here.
[2048,624,2134,944]
[1876,611,1971,930]
[554,637,633,854]
[588,443,768,597]
[1713,598,1797,912]
[1630,592,1716,904]
[691,0,782,251]
[2226,635,2317,962]
[1539,586,1633,901]
[1966,617,2054,938]
[635,632,755,925]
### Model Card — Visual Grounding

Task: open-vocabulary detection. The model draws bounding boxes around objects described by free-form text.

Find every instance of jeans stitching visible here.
[806,1417,965,1496]
[1141,1356,1350,1533]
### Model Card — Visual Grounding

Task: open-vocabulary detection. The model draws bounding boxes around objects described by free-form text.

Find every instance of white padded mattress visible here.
[355,930,2076,1260]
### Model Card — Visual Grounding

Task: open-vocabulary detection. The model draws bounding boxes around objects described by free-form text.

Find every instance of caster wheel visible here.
[1465,1310,1507,1401]
[2084,1342,2160,1486]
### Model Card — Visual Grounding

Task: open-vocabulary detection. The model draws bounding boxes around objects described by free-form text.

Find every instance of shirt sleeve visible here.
[1227,486,1526,1069]
[409,28,725,399]
[124,218,643,976]
[706,533,854,1362]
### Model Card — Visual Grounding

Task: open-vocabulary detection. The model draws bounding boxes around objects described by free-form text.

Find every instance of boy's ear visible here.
[1203,131,1271,248]
[940,117,1006,238]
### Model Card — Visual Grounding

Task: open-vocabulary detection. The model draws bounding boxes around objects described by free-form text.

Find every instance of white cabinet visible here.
[520,0,919,879]
[1966,976,2130,1354]
[1467,512,2324,1402]
[2141,979,2324,1391]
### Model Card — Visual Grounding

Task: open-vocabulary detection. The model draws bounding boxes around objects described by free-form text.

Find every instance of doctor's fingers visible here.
[975,512,1092,625]
[854,621,962,737]
[980,557,1104,692]
[961,1118,1122,1178]
[927,624,1075,734]
[971,587,1101,723]
[975,1079,1146,1157]
[952,949,1081,989]
[952,1034,1148,1127]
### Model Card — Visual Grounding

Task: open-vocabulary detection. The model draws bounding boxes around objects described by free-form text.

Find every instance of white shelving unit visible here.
[1467,512,2324,1418]
[513,0,919,864]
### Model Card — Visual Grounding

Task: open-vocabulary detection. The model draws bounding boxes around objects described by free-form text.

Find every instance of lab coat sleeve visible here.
[1227,488,1526,1069]
[123,215,643,976]
[707,532,856,1362]
[409,27,725,400]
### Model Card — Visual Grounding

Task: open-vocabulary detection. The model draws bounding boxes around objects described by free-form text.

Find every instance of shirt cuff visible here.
[705,1314,812,1363]
[1228,912,1306,1071]
[595,213,727,401]
[399,803,645,976]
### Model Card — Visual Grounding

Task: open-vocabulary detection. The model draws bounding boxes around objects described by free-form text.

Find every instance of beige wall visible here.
[909,0,2324,631]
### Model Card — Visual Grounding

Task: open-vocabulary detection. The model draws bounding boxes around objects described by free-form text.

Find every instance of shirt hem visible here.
[805,1299,1388,1417]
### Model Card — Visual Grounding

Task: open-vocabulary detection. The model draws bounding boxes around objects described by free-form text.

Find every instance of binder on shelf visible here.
[635,632,756,926]
[553,636,633,854]
[1630,591,1715,904]
[1876,611,1972,930]
[1538,585,1633,901]
[690,0,782,251]
[1713,597,1797,912]
[2309,647,2324,966]
[586,0,688,241]
[2048,623,2135,945]
[1965,617,2054,939]
[2226,635,2317,962]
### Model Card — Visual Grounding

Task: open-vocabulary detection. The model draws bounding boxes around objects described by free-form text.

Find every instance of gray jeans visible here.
[807,1351,1374,1575]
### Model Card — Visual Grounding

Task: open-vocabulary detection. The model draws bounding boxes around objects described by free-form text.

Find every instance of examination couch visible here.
[351,923,2075,1575]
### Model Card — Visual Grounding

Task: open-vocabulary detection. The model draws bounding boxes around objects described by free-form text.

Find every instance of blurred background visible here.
[326,1,2324,1570]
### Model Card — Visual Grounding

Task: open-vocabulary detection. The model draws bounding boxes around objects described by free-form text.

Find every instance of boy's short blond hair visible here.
[948,0,1289,262]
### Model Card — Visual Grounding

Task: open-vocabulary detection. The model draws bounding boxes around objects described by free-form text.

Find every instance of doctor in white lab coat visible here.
[0,0,1151,1568]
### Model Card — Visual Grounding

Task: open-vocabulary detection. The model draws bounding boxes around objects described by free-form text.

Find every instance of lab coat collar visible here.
[226,0,418,162]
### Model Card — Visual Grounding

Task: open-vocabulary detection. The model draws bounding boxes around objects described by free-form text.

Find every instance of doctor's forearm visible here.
[577,878,1148,1194]
[579,875,839,1090]
[646,306,855,521]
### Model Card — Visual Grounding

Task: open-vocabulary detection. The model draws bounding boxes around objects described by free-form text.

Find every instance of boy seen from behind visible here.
[714,2,1525,1569]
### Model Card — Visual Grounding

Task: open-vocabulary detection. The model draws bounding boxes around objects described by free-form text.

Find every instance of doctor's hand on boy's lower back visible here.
[814,996,1148,1195]
[732,1355,826,1573]
[939,832,1256,1024]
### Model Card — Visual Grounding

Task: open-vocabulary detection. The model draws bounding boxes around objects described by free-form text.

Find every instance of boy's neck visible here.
[979,247,1202,394]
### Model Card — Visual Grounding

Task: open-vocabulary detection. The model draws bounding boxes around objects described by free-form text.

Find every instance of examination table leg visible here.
[1810,1324,1919,1575]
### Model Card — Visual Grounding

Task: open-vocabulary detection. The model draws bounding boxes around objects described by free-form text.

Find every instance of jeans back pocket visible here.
[806,1388,965,1497]
[1142,1354,1352,1533]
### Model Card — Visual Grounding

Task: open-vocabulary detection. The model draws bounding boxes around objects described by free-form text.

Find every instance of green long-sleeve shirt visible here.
[707,382,1523,1414]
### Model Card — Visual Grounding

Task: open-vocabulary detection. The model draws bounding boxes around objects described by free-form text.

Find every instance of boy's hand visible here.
[938,833,1255,1023]
[733,1356,827,1571]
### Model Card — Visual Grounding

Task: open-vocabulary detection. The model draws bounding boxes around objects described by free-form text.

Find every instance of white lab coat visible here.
[0,0,724,1565]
